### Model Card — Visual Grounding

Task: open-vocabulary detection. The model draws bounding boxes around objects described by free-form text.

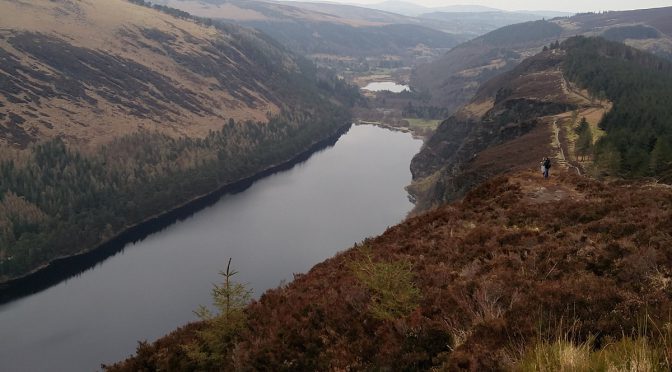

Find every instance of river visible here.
[0,124,422,371]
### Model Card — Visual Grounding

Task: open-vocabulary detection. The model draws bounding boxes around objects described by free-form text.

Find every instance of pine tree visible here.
[184,258,252,369]
[576,118,593,161]
[650,136,672,176]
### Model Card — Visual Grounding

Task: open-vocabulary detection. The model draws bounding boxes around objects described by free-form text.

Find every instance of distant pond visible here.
[362,81,410,93]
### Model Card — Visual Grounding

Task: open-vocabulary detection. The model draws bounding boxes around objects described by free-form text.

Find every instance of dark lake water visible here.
[0,124,422,371]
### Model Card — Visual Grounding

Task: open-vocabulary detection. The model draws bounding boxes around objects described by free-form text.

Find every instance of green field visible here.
[404,118,442,131]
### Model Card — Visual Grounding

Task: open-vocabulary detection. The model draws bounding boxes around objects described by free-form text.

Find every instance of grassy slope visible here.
[0,0,304,148]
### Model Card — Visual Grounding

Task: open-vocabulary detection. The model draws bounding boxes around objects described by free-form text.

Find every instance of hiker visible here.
[543,157,551,178]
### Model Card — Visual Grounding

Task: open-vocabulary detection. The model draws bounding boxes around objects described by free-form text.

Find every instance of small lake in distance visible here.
[362,81,410,93]
[0,124,423,372]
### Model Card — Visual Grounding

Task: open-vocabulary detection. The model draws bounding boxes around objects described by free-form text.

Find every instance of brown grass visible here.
[0,0,281,149]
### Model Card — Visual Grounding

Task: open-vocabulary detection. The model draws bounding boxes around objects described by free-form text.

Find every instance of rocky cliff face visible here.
[408,49,585,210]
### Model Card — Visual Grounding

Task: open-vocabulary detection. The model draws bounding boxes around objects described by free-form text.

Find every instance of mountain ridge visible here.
[409,36,672,210]
[152,0,464,58]
[411,7,672,113]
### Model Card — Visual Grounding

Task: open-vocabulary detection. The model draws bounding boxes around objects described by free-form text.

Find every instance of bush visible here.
[350,249,421,320]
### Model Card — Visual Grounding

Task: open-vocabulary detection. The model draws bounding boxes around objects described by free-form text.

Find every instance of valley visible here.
[107,32,672,372]
[0,124,422,372]
[1,0,672,370]
[412,6,672,114]
[0,0,357,283]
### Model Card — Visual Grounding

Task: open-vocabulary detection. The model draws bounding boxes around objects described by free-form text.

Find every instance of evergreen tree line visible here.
[1,0,362,280]
[575,117,593,161]
[0,104,351,281]
[561,36,672,179]
[402,101,449,120]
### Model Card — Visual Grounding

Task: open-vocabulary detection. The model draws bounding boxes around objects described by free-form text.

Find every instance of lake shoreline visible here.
[0,123,352,304]
[356,120,429,140]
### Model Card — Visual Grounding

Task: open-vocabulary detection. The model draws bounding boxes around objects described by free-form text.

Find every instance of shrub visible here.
[350,249,421,320]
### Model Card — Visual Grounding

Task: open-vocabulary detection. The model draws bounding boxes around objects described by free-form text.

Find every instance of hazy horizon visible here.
[278,0,671,13]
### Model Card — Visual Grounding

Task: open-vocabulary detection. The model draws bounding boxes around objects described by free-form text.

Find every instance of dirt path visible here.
[510,170,585,204]
[553,119,582,175]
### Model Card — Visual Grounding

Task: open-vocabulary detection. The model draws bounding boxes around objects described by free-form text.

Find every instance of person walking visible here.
[542,157,551,178]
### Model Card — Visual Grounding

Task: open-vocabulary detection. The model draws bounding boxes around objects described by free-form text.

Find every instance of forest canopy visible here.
[562,36,672,179]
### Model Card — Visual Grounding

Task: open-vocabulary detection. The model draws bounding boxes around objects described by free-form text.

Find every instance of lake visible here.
[362,81,410,93]
[0,124,422,371]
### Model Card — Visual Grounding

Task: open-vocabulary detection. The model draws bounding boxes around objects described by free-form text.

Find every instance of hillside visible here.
[409,37,672,210]
[0,0,356,281]
[1,0,292,148]
[411,7,672,113]
[106,170,672,370]
[153,0,463,58]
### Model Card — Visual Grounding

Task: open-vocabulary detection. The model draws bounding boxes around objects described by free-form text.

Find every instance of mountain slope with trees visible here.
[152,0,463,58]
[410,37,672,210]
[411,7,672,114]
[0,0,357,282]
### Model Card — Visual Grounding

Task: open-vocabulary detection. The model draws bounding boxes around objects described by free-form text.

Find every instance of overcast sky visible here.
[284,0,671,13]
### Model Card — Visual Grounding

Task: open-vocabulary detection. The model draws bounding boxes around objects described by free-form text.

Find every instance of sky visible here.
[283,0,672,13]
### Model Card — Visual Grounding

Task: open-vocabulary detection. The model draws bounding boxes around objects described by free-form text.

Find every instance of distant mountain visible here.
[434,4,502,13]
[0,0,357,282]
[411,7,672,113]
[154,0,464,57]
[360,1,569,19]
[517,9,574,18]
[419,11,543,36]
[365,1,503,16]
[363,0,431,16]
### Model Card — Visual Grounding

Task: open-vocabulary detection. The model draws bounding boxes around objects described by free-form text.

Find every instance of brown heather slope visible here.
[408,47,606,211]
[411,7,672,113]
[0,0,295,148]
[107,169,672,370]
